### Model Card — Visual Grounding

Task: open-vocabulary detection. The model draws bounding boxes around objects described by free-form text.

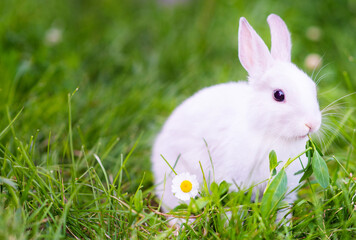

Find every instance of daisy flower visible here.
[171,172,199,201]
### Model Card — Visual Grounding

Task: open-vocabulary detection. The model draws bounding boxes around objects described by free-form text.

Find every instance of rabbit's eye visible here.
[273,89,285,102]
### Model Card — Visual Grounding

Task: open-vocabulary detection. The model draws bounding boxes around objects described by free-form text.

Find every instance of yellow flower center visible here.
[180,180,192,193]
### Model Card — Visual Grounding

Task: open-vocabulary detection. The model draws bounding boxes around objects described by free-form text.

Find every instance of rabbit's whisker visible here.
[312,61,330,84]
[321,92,356,113]
[311,55,326,80]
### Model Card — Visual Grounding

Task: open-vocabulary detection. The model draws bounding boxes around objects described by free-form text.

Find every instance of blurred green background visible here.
[1,0,355,190]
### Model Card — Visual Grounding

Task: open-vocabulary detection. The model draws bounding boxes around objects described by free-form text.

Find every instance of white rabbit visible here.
[151,14,321,222]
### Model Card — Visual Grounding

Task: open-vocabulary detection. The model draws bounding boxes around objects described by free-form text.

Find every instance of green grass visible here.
[0,0,355,238]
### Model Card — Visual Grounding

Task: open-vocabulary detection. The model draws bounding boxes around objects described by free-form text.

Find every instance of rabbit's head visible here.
[238,14,321,141]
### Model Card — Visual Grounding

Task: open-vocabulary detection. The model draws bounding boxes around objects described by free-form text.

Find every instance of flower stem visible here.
[283,147,313,169]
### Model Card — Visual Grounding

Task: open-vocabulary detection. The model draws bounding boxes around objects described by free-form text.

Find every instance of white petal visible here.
[189,189,198,197]
[171,172,200,201]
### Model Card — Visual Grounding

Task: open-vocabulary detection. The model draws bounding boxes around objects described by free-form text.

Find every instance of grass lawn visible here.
[0,0,355,239]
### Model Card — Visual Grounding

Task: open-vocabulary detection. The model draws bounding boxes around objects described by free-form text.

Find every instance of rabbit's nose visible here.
[305,112,322,133]
[305,121,320,133]
[305,123,312,133]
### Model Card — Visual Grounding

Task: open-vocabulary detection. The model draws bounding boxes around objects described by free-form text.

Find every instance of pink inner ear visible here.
[238,17,273,78]
[240,25,254,70]
[267,14,291,62]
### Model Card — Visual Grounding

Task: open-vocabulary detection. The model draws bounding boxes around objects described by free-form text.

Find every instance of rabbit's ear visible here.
[238,17,272,78]
[267,14,291,62]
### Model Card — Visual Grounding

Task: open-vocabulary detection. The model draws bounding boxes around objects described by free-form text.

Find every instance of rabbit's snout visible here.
[304,116,321,134]
[298,120,320,139]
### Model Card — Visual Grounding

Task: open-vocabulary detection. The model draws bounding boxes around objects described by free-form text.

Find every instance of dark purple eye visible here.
[273,89,285,102]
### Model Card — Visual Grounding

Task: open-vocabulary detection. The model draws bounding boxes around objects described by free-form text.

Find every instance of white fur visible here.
[151,14,322,218]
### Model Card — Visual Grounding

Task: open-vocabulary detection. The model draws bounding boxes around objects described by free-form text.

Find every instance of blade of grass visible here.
[2,107,23,140]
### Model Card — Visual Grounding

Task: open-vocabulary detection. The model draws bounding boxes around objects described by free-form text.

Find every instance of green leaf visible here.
[210,182,219,194]
[297,145,314,182]
[269,150,278,172]
[299,164,313,183]
[134,190,143,212]
[312,150,330,188]
[261,169,288,218]
[306,145,313,166]
[313,141,323,156]
[210,182,220,203]
[305,140,312,151]
[173,203,189,211]
[218,181,230,196]
[190,197,209,213]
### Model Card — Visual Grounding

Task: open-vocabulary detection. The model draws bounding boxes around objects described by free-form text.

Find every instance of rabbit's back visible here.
[152,81,253,186]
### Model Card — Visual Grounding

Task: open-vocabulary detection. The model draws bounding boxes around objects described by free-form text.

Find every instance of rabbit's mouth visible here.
[296,134,308,140]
